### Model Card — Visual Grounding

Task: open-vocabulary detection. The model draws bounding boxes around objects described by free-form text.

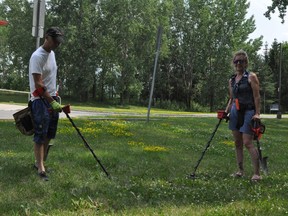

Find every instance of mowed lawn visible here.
[0,115,288,215]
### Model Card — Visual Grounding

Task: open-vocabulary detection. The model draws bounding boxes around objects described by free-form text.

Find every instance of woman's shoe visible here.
[251,174,262,182]
[231,171,244,178]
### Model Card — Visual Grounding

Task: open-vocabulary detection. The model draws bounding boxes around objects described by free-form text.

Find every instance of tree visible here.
[0,0,274,111]
[48,0,101,101]
[155,0,262,111]
[98,0,165,105]
[199,0,260,111]
[280,42,288,111]
[0,0,34,90]
[267,40,288,113]
[250,43,275,113]
[0,16,9,88]
[265,0,288,23]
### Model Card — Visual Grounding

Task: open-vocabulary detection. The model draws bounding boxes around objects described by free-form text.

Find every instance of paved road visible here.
[0,104,108,120]
[0,103,286,120]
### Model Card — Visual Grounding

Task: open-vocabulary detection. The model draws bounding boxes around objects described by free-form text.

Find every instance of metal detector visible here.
[62,105,110,178]
[251,119,268,175]
[188,110,228,179]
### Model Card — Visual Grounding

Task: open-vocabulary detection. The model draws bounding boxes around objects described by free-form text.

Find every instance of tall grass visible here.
[0,116,288,215]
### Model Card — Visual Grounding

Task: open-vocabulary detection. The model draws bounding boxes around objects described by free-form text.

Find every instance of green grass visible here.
[0,90,205,115]
[1,115,288,215]
[0,90,30,104]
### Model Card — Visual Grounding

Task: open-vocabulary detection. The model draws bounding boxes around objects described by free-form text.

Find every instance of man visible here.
[29,27,64,181]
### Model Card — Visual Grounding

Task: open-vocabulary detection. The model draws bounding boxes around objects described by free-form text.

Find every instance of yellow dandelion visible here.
[143,146,169,152]
[128,141,145,146]
[103,121,132,137]
[221,140,234,146]
[160,123,171,127]
[0,150,16,158]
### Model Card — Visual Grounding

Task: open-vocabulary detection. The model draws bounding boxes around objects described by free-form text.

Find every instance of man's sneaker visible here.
[38,171,49,181]
[33,164,51,173]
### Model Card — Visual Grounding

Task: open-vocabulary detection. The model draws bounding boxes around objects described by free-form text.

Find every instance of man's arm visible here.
[33,73,54,103]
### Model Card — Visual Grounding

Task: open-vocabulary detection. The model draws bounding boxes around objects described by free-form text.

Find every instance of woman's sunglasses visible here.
[233,60,245,65]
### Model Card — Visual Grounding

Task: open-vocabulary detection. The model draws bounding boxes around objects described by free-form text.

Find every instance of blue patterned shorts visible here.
[31,98,59,144]
[229,103,255,135]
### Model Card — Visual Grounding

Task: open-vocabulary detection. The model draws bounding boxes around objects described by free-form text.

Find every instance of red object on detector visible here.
[62,104,71,114]
[0,20,9,26]
[217,110,227,119]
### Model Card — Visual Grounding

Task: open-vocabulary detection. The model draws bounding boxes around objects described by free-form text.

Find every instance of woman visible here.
[225,50,261,181]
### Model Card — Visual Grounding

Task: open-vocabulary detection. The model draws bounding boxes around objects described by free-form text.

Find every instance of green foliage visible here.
[0,0,286,113]
[265,0,288,23]
[267,41,288,112]
[250,47,276,113]
[0,0,34,90]
[153,99,187,111]
[1,116,288,215]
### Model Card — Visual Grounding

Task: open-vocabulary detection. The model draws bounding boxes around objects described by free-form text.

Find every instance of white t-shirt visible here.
[29,46,58,101]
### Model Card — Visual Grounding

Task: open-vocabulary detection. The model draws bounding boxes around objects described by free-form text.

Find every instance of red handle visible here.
[62,104,71,114]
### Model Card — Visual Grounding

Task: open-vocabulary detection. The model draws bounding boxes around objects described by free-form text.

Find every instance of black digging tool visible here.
[188,110,229,179]
[251,119,268,175]
[62,105,110,178]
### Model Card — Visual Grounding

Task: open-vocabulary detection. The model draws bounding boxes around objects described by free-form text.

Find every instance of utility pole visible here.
[146,26,162,123]
[32,0,46,48]
[263,43,269,114]
[277,43,282,119]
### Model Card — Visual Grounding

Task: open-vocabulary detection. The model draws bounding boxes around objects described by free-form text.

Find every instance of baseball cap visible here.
[46,27,64,43]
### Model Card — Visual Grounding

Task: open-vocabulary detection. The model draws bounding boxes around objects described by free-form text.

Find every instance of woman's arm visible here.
[225,79,233,113]
[249,72,261,118]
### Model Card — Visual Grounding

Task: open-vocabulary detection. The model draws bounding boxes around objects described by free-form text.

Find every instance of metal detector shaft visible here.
[65,112,110,178]
[190,118,223,177]
[256,138,268,175]
[252,120,268,175]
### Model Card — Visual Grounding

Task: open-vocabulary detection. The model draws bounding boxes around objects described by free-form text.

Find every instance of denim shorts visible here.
[31,98,59,144]
[229,103,255,135]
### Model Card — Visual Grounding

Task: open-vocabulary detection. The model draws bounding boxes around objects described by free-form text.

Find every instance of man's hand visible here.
[222,112,230,122]
[225,113,230,122]
[62,104,71,114]
[50,100,62,112]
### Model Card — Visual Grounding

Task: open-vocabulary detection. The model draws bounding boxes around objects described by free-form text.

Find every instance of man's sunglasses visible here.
[233,60,245,65]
